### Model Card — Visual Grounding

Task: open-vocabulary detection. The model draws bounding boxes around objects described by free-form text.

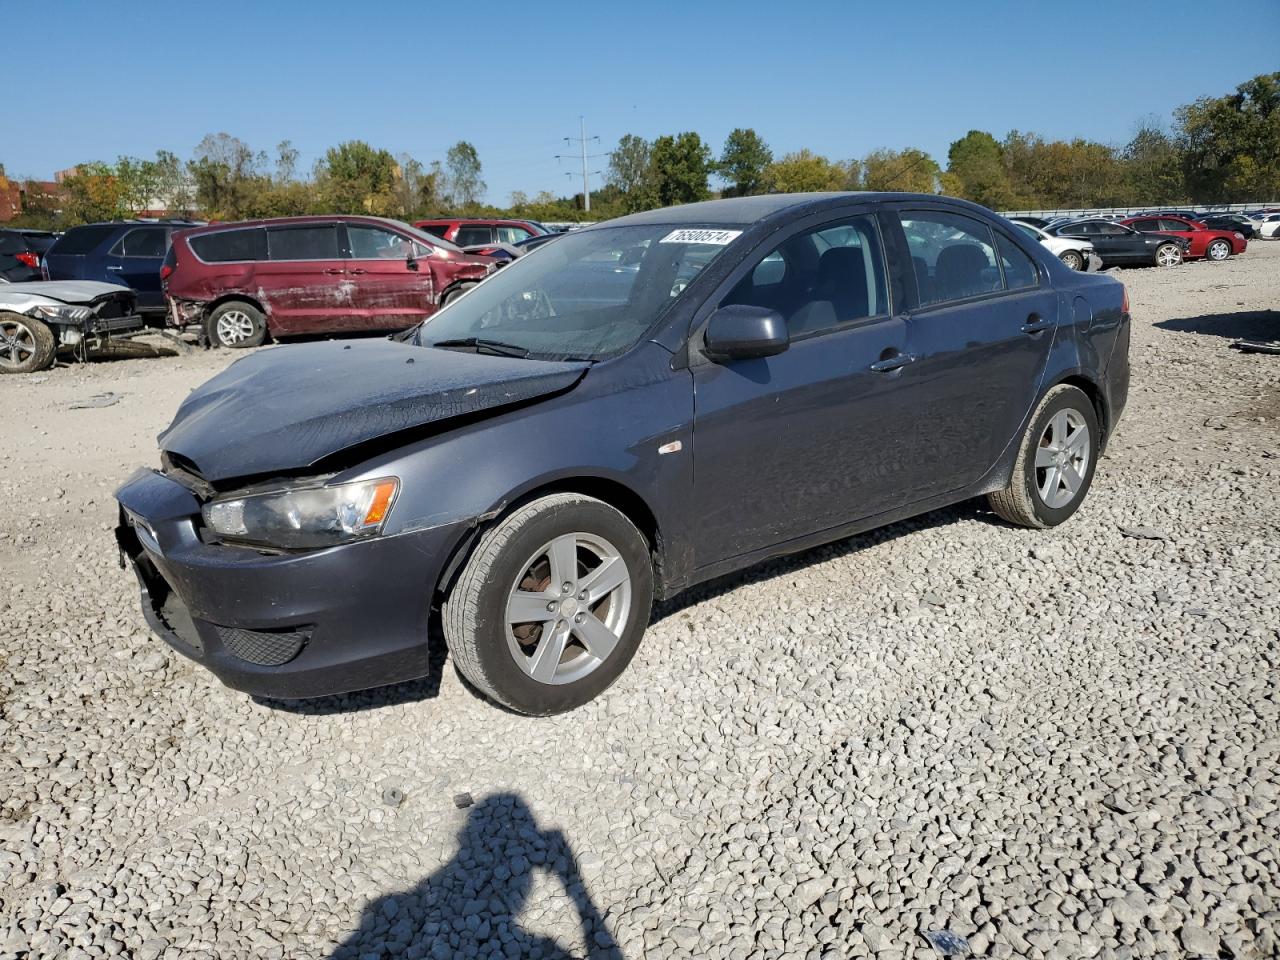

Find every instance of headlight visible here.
[203,477,399,549]
[35,304,93,323]
[1234,232,1244,239]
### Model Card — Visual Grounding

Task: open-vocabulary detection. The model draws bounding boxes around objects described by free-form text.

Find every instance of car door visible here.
[257,223,350,334]
[104,226,170,309]
[690,210,913,566]
[890,207,1057,502]
[341,222,435,330]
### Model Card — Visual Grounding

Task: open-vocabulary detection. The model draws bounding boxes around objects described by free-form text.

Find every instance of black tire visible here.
[988,384,1100,529]
[443,493,654,715]
[206,301,266,349]
[1206,239,1231,262]
[1155,243,1183,267]
[1059,250,1083,271]
[441,282,477,307]
[0,311,56,374]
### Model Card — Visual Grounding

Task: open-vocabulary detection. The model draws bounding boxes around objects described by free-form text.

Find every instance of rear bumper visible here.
[114,468,467,699]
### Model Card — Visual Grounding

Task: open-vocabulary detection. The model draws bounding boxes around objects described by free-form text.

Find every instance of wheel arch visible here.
[434,474,670,604]
[1047,371,1109,448]
[204,295,273,343]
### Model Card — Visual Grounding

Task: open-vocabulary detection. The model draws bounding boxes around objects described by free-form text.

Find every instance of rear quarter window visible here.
[50,225,118,255]
[190,228,267,263]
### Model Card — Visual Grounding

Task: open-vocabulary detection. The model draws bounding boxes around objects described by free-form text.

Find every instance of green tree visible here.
[647,132,712,207]
[1177,72,1280,202]
[607,134,652,212]
[861,148,940,193]
[946,130,1017,209]
[761,149,848,193]
[59,162,127,223]
[443,141,485,210]
[717,128,772,196]
[1122,119,1186,205]
[316,140,398,214]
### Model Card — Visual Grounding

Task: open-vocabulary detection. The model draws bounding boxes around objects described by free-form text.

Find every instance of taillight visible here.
[1121,286,1129,315]
[160,264,173,281]
[15,251,39,269]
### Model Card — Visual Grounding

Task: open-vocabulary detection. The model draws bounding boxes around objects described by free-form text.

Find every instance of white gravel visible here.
[2,244,1279,960]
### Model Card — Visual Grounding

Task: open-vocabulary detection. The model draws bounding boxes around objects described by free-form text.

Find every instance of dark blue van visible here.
[43,221,200,318]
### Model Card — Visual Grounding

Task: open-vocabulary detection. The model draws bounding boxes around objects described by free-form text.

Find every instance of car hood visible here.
[0,280,131,308]
[158,338,590,483]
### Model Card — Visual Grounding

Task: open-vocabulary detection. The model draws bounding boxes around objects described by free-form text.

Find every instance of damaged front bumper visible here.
[114,467,468,699]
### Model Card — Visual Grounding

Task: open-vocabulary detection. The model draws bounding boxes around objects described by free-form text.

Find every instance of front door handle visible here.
[869,353,916,373]
[106,265,123,271]
[323,268,345,275]
[1021,314,1053,334]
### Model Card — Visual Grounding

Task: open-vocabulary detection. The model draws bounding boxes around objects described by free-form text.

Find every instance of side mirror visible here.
[703,304,788,362]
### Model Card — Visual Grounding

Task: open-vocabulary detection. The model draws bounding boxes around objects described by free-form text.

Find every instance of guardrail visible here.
[1000,202,1278,219]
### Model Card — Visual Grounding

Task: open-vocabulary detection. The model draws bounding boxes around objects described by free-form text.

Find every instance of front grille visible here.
[215,625,310,666]
[92,294,133,319]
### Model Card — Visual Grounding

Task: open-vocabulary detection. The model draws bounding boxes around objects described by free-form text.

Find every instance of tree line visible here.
[3,71,1275,230]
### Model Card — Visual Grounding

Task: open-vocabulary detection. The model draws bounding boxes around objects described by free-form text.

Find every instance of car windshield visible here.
[414,224,740,361]
[392,221,463,253]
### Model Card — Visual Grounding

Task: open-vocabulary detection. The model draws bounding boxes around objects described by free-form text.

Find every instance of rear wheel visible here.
[207,301,266,348]
[1205,239,1231,262]
[1155,243,1183,267]
[0,312,56,374]
[1059,250,1083,271]
[444,493,654,715]
[988,384,1099,528]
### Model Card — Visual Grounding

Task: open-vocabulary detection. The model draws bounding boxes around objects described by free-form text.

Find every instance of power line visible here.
[554,116,608,212]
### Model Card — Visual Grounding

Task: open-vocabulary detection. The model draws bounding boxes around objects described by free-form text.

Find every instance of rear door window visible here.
[899,211,1001,306]
[267,224,340,261]
[50,225,117,255]
[496,225,533,244]
[994,232,1038,290]
[1159,219,1190,232]
[112,227,169,258]
[190,228,267,262]
[455,226,496,246]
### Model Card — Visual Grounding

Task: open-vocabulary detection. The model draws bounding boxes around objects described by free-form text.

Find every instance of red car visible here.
[1119,215,1247,262]
[163,216,495,347]
[413,218,551,247]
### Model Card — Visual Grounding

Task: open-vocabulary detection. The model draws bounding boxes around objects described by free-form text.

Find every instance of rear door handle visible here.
[869,353,916,373]
[106,265,123,271]
[348,268,367,275]
[1021,315,1053,334]
[323,268,345,275]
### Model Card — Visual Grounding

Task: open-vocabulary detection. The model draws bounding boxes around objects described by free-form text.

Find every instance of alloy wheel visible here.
[1207,240,1230,261]
[215,310,256,345]
[1156,245,1182,267]
[505,532,632,685]
[1035,409,1091,509]
[0,319,36,370]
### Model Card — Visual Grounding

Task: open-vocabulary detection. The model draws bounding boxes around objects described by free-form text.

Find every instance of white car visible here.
[0,280,142,374]
[1256,214,1280,239]
[1010,220,1099,271]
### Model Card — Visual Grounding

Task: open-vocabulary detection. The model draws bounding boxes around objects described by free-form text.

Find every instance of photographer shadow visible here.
[329,792,621,960]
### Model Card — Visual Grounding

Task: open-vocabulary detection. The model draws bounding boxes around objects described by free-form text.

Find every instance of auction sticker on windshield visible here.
[660,229,742,245]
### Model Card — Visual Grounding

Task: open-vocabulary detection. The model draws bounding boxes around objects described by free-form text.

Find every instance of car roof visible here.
[179,214,414,236]
[602,192,991,229]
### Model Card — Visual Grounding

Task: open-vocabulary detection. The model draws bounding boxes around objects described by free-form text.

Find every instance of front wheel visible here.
[988,384,1100,528]
[207,301,266,348]
[1155,243,1183,267]
[0,312,56,374]
[444,493,654,715]
[1059,250,1084,271]
[441,282,477,307]
[1205,239,1231,262]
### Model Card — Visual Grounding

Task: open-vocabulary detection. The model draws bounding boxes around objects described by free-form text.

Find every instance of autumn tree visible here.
[761,149,850,193]
[946,130,1017,209]
[442,141,485,210]
[861,148,940,193]
[1177,71,1280,202]
[315,140,398,214]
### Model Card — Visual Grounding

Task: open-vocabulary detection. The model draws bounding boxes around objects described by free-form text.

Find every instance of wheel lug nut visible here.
[561,582,573,594]
[574,613,584,624]
[546,601,557,612]
[578,591,587,601]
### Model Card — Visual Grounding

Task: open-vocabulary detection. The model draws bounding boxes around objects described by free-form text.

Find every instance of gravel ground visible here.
[2,245,1279,960]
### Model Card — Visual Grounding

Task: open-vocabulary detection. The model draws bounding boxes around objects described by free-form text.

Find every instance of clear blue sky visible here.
[16,0,1280,204]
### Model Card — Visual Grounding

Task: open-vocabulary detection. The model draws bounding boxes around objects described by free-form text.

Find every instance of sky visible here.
[15,0,1280,204]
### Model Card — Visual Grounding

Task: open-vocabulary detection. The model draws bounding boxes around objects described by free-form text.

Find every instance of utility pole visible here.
[556,117,606,212]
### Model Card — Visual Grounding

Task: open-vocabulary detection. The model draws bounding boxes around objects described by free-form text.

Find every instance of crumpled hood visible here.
[159,338,589,482]
[0,280,132,308]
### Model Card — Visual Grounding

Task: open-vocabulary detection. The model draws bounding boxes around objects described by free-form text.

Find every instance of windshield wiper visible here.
[430,337,531,359]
